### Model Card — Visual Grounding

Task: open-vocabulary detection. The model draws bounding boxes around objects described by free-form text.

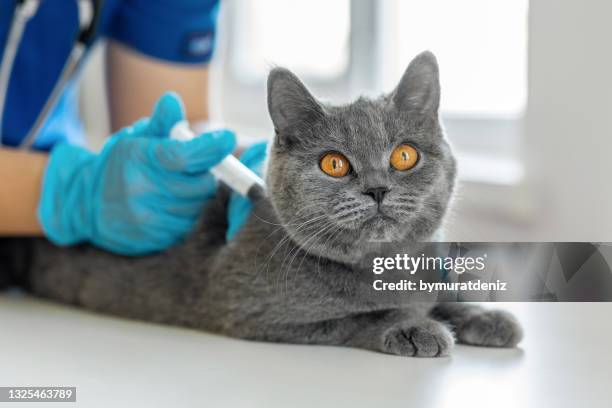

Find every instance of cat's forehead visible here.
[324,99,416,152]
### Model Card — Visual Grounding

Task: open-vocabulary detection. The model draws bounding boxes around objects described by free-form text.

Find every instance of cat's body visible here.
[3,52,522,356]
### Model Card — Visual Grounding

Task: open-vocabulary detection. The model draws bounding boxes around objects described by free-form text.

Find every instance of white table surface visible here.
[1,293,610,408]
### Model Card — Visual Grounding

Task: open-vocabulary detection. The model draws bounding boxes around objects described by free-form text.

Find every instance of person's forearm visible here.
[106,41,210,132]
[0,148,46,235]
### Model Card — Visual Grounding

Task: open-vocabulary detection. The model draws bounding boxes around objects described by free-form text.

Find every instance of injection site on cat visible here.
[170,121,266,202]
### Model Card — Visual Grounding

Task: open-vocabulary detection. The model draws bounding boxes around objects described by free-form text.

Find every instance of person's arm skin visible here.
[0,42,210,236]
[106,41,210,131]
[0,148,47,235]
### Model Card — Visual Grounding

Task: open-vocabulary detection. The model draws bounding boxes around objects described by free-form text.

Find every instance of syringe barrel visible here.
[170,120,266,198]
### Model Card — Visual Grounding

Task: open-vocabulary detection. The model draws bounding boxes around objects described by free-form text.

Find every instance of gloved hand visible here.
[226,142,268,241]
[38,92,236,255]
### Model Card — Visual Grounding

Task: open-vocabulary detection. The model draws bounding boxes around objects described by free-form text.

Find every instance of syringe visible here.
[170,121,266,202]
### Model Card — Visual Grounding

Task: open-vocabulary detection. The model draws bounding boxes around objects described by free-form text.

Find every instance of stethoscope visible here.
[0,0,103,149]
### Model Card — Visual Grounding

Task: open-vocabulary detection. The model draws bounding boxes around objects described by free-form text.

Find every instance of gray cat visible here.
[5,51,522,357]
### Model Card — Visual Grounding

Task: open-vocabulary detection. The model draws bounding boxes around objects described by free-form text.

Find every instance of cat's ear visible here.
[267,68,324,142]
[392,51,440,116]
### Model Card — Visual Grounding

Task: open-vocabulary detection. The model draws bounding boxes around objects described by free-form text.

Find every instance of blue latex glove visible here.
[38,92,236,255]
[226,142,268,241]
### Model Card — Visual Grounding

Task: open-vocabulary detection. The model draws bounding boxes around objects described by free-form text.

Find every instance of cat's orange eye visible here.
[320,152,350,177]
[390,144,419,171]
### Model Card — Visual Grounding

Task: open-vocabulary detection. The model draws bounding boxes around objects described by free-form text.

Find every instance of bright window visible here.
[391,0,528,117]
[230,0,350,81]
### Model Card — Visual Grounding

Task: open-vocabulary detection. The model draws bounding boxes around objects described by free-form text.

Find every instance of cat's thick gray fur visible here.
[8,51,522,356]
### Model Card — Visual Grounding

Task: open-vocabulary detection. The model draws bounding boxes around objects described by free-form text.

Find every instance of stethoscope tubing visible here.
[0,0,40,146]
[18,41,87,149]
[0,0,101,149]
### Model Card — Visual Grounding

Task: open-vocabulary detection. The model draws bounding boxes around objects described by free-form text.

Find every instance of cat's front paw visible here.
[456,310,523,347]
[381,319,454,357]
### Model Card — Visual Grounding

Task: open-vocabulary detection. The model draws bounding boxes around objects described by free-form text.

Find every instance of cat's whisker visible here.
[332,201,360,214]
[334,207,367,220]
[294,221,338,277]
[252,224,290,282]
[251,202,323,227]
[253,209,328,278]
[336,211,370,225]
[316,225,345,279]
[334,205,372,222]
[302,222,341,280]
[272,217,329,293]
[276,220,329,295]
[277,218,333,294]
[262,215,328,284]
[283,221,337,293]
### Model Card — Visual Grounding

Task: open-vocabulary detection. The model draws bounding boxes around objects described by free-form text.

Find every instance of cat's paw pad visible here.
[457,310,523,347]
[382,319,454,357]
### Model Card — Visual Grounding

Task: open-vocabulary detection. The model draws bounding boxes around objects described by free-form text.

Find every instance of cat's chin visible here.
[358,215,399,243]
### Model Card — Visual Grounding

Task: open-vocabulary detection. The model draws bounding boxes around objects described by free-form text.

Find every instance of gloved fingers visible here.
[102,118,151,150]
[146,92,186,138]
[151,170,218,200]
[238,142,268,174]
[138,156,218,199]
[146,193,211,219]
[146,210,197,238]
[104,93,184,146]
[95,217,191,255]
[140,211,198,249]
[226,195,253,241]
[151,129,236,174]
[226,142,269,241]
[129,118,151,135]
[98,205,196,255]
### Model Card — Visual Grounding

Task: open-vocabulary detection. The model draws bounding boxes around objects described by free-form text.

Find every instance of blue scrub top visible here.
[0,0,219,151]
